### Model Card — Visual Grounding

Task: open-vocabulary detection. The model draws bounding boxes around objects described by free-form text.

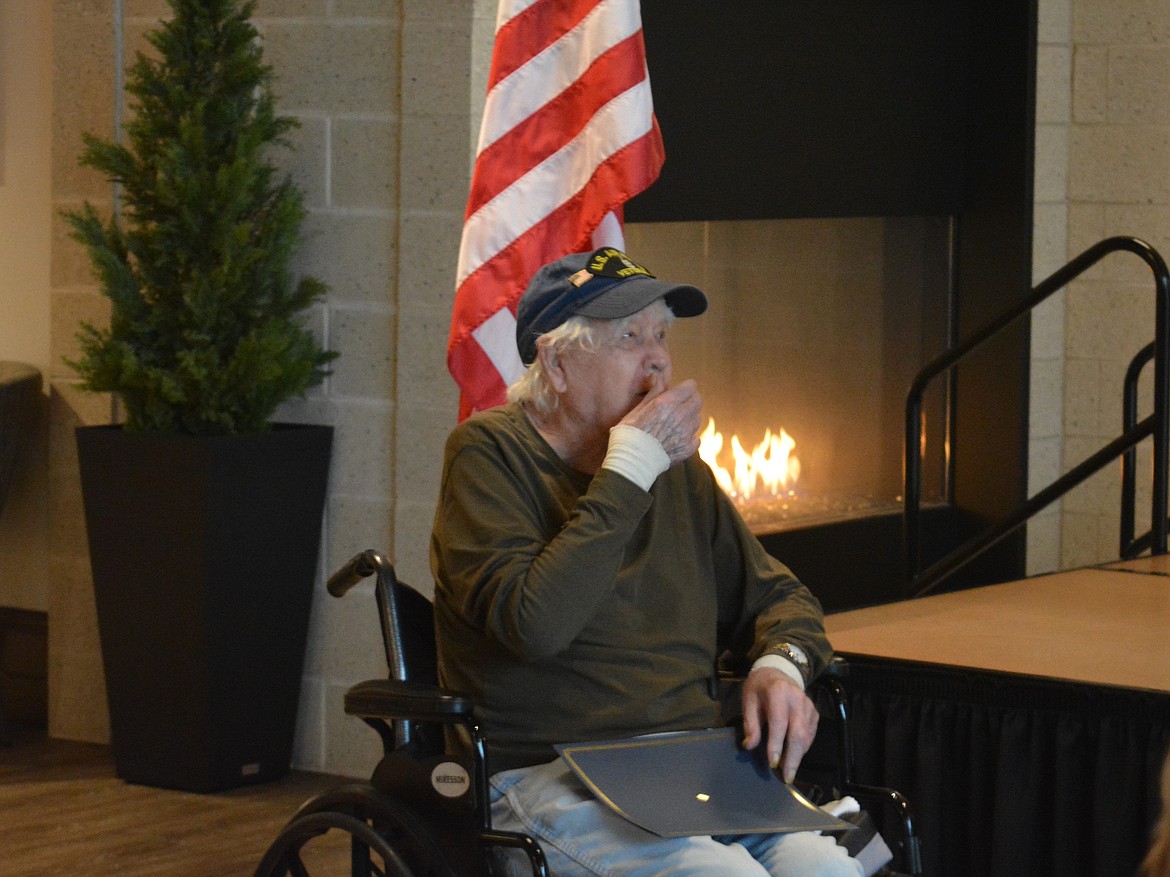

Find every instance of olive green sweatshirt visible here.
[431,403,832,773]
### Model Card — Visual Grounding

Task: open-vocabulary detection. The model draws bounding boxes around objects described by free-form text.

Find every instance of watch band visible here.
[767,642,810,682]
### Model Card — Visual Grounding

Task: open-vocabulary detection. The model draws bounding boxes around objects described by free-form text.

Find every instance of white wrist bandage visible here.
[603,424,670,491]
[750,654,806,690]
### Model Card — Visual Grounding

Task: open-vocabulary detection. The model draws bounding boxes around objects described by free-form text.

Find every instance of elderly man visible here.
[431,248,860,876]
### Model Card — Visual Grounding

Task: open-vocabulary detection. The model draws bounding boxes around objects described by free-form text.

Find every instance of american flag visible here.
[448,0,665,419]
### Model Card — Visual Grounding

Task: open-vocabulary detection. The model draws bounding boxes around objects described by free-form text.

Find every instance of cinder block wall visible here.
[1058,0,1170,568]
[47,0,477,777]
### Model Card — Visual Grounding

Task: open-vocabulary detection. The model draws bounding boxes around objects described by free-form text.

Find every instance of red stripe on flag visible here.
[488,0,600,88]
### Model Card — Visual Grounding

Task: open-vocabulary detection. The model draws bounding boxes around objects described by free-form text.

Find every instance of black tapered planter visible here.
[76,423,332,792]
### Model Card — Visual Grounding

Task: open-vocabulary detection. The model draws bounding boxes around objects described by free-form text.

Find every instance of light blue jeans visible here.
[488,758,863,877]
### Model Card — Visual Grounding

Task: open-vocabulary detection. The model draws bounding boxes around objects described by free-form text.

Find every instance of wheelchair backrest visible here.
[380,578,438,687]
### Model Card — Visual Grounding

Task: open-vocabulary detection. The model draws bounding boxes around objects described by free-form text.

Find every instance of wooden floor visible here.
[1,729,347,877]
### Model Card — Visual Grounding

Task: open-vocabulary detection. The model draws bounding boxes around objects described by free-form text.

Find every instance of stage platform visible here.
[823,559,1170,877]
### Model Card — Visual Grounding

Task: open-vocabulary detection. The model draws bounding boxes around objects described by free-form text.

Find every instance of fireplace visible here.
[626,216,953,530]
[627,0,1037,611]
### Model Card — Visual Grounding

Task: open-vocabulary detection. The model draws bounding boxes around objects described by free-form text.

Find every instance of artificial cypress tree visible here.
[66,0,335,435]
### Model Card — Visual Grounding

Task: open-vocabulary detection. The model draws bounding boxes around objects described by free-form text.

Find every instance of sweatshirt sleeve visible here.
[705,463,834,683]
[432,417,654,662]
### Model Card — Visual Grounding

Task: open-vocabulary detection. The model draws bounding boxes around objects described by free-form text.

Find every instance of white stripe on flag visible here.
[473,307,525,389]
[591,210,624,250]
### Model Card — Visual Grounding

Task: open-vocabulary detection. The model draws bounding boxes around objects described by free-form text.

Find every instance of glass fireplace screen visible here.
[624,216,953,532]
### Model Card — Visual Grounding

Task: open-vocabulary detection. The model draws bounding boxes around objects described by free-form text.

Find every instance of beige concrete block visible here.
[122,19,161,74]
[321,679,383,779]
[301,300,331,393]
[1061,439,1118,514]
[401,111,474,212]
[1032,203,1068,280]
[404,0,474,21]
[330,399,394,497]
[1072,45,1109,124]
[1094,358,1129,431]
[262,21,396,115]
[254,0,328,17]
[305,576,387,681]
[290,675,325,772]
[396,303,457,409]
[328,306,397,400]
[271,115,329,211]
[324,495,393,576]
[1088,283,1154,369]
[1101,204,1170,263]
[46,552,109,743]
[332,0,396,16]
[1025,506,1062,576]
[1037,0,1071,45]
[1033,124,1069,203]
[51,200,111,287]
[1031,288,1065,360]
[1036,45,1071,125]
[394,498,438,595]
[51,289,112,378]
[1058,509,1105,569]
[48,450,89,560]
[332,118,398,210]
[48,383,114,469]
[1073,0,1170,46]
[1070,124,1170,204]
[402,17,474,118]
[1064,281,1148,362]
[1067,203,1107,257]
[52,2,116,202]
[1028,436,1064,499]
[470,6,496,122]
[122,0,171,19]
[1030,358,1065,440]
[294,211,396,307]
[1095,509,1123,564]
[393,401,451,517]
[1109,46,1170,125]
[272,393,336,428]
[398,209,465,310]
[1063,356,1102,436]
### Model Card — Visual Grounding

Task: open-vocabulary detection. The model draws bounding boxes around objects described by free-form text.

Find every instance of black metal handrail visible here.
[1122,342,1158,557]
[905,236,1170,598]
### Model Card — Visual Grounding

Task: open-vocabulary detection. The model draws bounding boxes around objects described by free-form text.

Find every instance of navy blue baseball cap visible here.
[515,247,708,365]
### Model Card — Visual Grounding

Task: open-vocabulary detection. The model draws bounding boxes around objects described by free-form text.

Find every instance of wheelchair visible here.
[255,550,923,877]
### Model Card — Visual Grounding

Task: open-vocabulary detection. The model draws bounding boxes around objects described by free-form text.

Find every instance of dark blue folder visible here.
[556,727,851,838]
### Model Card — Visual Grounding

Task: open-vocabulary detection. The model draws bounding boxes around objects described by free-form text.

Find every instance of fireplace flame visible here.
[698,417,801,502]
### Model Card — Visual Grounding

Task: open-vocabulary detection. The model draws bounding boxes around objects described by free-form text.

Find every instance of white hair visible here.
[507,302,675,416]
[507,316,599,416]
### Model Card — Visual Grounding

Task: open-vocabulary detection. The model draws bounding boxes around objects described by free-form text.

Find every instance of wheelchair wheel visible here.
[256,810,414,877]
[255,784,462,877]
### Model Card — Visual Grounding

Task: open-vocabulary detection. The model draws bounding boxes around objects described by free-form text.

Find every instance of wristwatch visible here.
[768,642,810,680]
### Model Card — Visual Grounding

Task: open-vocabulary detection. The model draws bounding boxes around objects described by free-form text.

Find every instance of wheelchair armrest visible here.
[821,654,849,679]
[344,678,475,724]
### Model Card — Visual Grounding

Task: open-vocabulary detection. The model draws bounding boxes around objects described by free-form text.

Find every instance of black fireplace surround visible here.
[627,0,1037,611]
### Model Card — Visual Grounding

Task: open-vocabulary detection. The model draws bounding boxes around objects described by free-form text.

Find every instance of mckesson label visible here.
[431,762,471,798]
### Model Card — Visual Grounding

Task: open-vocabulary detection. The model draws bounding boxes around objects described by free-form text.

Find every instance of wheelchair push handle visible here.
[327,548,391,597]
